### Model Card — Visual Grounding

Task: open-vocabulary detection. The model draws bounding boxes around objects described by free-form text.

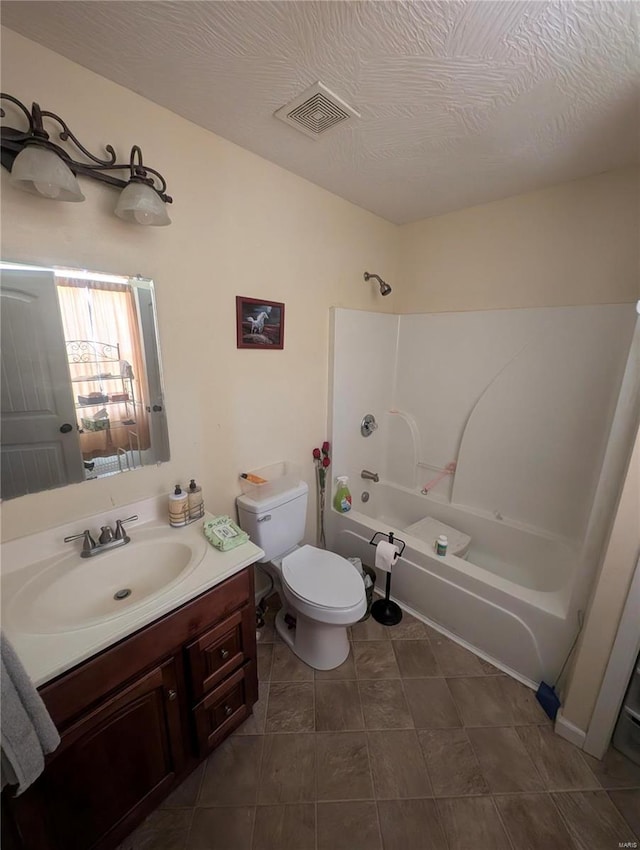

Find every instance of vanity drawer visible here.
[186,604,255,700]
[192,661,256,754]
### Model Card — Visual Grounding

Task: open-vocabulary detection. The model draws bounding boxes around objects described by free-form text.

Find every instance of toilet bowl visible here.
[236,483,367,670]
[278,545,366,669]
[256,545,366,670]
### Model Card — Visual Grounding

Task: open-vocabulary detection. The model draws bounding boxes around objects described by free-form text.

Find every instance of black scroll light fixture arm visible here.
[0,93,172,222]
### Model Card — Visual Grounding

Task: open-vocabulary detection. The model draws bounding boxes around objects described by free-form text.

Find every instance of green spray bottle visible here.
[333,476,352,513]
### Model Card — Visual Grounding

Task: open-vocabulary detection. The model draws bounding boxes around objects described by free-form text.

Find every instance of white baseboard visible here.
[555,711,587,748]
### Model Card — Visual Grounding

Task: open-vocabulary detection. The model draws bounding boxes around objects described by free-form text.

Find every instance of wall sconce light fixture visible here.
[0,93,173,226]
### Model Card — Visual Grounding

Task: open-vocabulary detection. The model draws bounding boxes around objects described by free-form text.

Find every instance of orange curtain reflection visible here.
[56,279,150,460]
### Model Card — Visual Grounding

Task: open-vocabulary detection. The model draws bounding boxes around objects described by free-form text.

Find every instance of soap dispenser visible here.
[169,485,188,527]
[187,478,204,519]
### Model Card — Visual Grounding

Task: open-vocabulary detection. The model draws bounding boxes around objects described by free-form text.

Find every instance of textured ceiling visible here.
[2,1,639,223]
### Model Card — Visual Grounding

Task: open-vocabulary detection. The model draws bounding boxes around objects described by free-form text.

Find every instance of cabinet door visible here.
[11,659,185,850]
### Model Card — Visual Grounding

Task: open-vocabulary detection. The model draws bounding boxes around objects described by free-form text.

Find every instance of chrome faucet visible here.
[361,469,379,483]
[65,515,138,558]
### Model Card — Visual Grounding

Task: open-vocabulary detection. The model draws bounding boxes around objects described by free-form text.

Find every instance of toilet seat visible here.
[282,545,364,610]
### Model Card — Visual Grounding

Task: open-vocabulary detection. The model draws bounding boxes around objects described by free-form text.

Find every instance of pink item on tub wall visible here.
[421,462,457,495]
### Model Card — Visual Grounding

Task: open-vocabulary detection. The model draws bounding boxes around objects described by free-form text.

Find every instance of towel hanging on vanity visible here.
[1,632,60,795]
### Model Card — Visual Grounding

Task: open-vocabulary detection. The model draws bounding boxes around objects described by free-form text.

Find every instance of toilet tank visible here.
[236,481,308,562]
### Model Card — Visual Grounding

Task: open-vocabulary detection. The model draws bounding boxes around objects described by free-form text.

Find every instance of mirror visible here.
[1,261,170,499]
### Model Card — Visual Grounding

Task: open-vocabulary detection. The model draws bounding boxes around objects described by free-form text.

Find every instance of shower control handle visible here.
[361,414,378,437]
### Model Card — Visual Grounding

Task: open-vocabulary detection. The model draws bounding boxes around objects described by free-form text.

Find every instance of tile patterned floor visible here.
[120,601,640,850]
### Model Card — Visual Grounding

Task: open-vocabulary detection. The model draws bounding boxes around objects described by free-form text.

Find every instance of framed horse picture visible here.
[236,296,285,350]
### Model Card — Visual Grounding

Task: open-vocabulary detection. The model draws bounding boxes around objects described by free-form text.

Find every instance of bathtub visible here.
[326,483,582,685]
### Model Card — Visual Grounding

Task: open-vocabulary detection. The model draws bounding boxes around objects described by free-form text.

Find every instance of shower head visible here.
[364,271,392,296]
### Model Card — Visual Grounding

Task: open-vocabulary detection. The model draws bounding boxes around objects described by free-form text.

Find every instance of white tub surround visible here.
[1,496,263,686]
[328,305,638,685]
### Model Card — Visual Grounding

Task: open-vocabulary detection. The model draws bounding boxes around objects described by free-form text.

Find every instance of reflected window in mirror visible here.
[0,262,170,499]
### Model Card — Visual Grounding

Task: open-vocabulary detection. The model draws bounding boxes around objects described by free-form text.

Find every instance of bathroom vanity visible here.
[1,502,262,850]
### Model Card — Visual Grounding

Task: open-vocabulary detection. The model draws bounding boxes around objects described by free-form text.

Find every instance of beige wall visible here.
[398,166,640,314]
[561,431,640,733]
[0,28,398,541]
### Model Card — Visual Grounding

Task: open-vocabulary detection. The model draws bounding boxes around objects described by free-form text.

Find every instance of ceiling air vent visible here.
[274,81,360,139]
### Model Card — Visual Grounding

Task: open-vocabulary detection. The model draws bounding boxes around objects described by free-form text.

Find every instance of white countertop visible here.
[1,498,264,687]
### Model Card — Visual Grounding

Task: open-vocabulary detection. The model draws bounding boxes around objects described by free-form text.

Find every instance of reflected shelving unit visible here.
[66,339,141,477]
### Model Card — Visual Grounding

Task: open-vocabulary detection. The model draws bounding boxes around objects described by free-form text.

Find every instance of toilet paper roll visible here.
[375,540,399,573]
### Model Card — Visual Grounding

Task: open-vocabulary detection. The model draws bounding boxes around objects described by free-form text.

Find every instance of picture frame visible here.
[236,296,285,350]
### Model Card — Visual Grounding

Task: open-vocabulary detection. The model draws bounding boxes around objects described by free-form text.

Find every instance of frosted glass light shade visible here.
[9,146,85,202]
[114,181,171,226]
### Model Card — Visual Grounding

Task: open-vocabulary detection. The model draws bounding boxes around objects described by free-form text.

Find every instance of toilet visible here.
[236,481,366,670]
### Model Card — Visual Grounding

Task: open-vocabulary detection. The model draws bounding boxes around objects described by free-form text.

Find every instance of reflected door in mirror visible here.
[1,269,85,498]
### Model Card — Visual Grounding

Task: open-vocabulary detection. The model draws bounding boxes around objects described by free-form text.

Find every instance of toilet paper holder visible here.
[369,530,406,558]
[368,531,405,626]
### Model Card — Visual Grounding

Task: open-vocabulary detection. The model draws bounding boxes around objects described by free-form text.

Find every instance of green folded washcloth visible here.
[203,516,249,551]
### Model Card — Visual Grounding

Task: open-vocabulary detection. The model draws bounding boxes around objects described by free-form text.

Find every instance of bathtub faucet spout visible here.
[361,469,379,483]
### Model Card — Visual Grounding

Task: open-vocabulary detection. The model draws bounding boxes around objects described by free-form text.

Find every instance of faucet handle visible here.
[64,530,96,553]
[115,515,138,540]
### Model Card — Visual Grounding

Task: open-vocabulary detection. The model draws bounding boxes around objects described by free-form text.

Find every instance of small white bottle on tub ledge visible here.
[435,535,448,556]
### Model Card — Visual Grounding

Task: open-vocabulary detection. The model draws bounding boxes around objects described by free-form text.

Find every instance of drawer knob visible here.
[224,704,233,717]
[220,648,230,660]
[167,689,177,701]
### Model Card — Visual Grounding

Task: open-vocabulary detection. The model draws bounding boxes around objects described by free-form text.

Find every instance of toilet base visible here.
[275,608,350,671]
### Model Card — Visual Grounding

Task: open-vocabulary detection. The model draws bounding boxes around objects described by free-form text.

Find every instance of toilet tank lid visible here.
[236,480,308,514]
[282,545,365,609]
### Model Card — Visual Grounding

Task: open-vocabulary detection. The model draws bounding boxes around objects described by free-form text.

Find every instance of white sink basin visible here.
[10,539,196,634]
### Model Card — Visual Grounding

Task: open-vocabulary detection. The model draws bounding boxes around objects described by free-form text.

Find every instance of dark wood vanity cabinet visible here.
[4,566,258,850]
[12,660,185,850]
